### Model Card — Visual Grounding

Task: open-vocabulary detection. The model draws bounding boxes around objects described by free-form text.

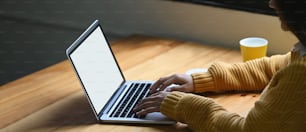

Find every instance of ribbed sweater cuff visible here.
[191,72,215,93]
[160,92,185,121]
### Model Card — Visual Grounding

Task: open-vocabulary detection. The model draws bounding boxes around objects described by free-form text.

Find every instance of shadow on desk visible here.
[3,91,191,132]
[3,92,96,131]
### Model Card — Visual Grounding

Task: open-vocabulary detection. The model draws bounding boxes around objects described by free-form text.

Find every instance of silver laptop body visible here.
[66,20,175,125]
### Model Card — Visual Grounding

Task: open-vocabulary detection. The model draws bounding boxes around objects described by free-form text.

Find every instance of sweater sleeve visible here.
[161,57,306,131]
[192,53,291,93]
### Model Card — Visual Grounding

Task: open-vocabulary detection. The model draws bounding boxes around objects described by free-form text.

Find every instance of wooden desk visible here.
[0,35,259,131]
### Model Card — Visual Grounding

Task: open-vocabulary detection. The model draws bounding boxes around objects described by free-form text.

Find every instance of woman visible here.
[134,0,306,131]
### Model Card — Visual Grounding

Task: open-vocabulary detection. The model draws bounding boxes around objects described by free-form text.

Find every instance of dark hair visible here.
[275,0,306,46]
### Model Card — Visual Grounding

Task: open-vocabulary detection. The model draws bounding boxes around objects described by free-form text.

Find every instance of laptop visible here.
[66,20,175,125]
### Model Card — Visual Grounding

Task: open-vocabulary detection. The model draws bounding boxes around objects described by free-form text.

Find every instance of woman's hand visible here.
[150,74,194,93]
[133,91,169,116]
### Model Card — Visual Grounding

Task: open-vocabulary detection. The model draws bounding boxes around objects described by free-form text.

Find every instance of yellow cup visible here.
[239,37,268,62]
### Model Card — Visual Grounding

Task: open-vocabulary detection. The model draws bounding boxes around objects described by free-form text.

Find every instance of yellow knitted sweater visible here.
[160,48,306,131]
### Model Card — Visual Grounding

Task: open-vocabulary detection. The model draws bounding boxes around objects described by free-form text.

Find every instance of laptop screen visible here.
[70,25,124,114]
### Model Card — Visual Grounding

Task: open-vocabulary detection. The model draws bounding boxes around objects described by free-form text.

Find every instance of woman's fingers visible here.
[150,74,183,93]
[150,77,168,93]
[136,107,159,116]
[134,94,158,110]
[150,74,194,93]
[167,85,185,92]
[134,99,160,116]
[133,92,168,116]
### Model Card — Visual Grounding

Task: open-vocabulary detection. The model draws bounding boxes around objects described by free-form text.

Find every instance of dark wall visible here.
[0,16,83,85]
[177,0,275,15]
[0,0,118,85]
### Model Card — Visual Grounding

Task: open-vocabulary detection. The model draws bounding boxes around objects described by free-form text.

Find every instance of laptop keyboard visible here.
[110,83,151,118]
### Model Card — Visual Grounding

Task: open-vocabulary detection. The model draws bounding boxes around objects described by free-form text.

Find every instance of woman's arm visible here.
[161,58,306,131]
[192,53,290,93]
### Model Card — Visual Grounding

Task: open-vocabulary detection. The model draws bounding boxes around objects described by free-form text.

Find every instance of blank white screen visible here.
[70,26,124,114]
